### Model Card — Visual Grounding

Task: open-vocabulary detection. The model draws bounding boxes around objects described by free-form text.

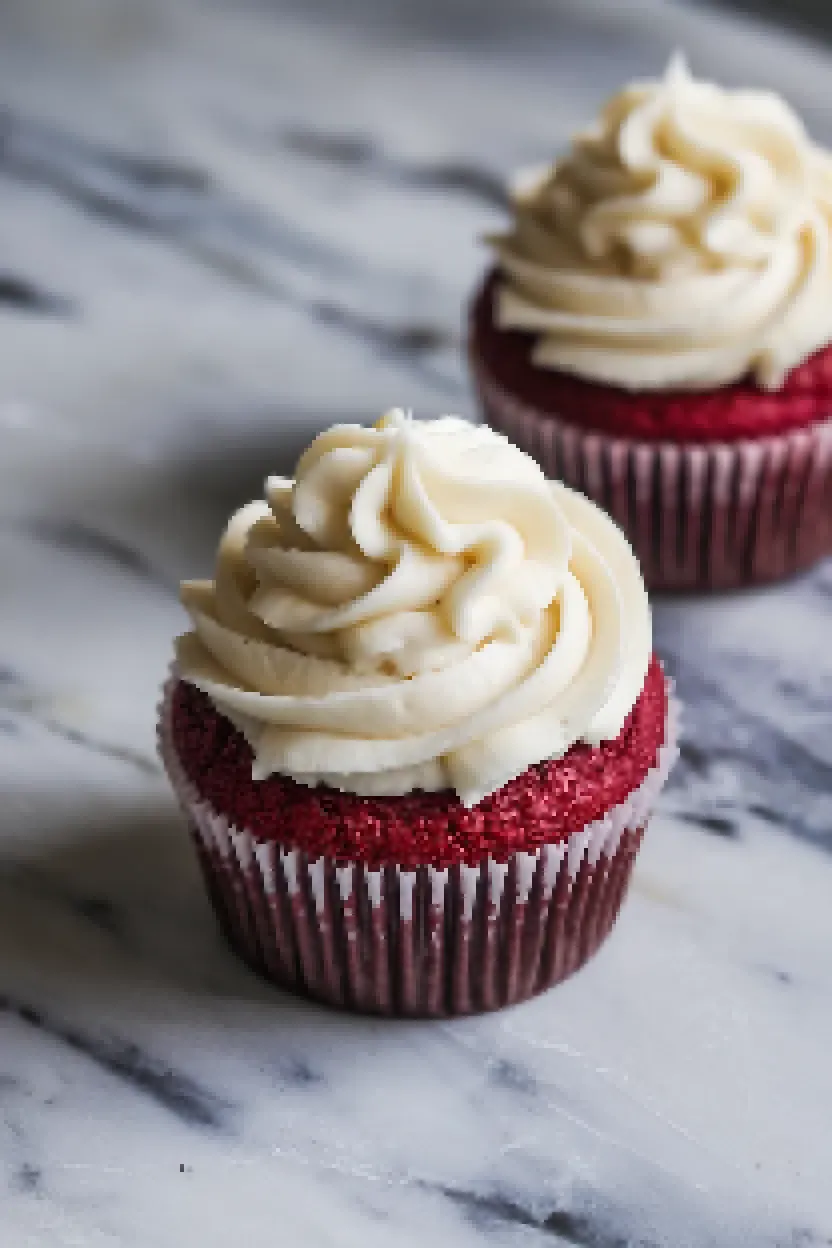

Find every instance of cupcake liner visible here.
[159,677,678,1016]
[471,347,832,591]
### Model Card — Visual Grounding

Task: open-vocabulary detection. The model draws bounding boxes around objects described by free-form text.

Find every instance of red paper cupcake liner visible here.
[470,349,832,591]
[158,678,678,1016]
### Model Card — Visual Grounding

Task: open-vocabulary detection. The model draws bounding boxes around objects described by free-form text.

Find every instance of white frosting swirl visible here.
[177,411,651,806]
[491,56,832,391]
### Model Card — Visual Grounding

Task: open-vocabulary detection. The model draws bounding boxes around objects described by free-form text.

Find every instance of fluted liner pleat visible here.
[159,680,678,1017]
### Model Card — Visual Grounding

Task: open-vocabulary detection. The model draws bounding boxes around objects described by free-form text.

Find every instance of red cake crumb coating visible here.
[171,656,667,869]
[472,272,832,444]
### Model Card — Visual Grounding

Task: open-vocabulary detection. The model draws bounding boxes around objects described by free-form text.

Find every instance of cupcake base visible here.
[471,348,832,592]
[159,678,678,1017]
[191,811,642,1016]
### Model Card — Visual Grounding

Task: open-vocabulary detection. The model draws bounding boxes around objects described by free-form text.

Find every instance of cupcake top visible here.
[177,410,650,806]
[490,56,832,392]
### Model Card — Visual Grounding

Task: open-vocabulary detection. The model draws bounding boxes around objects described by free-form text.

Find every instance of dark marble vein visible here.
[35,721,160,776]
[0,274,73,316]
[775,676,832,716]
[674,812,739,839]
[12,1163,42,1194]
[0,674,160,777]
[0,993,231,1130]
[431,1183,642,1247]
[0,108,323,271]
[781,1229,832,1248]
[432,1184,541,1235]
[540,1208,633,1248]
[660,651,832,853]
[745,804,785,827]
[702,0,832,44]
[310,296,460,369]
[78,152,212,194]
[487,1057,538,1096]
[273,1056,323,1087]
[5,706,160,777]
[663,655,832,797]
[278,297,462,395]
[1,866,128,949]
[675,739,711,778]
[429,1178,812,1248]
[71,897,125,940]
[282,126,508,208]
[0,108,459,389]
[18,518,174,593]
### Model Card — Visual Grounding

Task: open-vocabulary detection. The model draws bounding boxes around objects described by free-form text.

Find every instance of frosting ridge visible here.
[177,411,650,804]
[491,56,832,391]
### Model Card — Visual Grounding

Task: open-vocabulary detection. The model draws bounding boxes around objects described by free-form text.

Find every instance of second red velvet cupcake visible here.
[160,410,677,1015]
[470,59,832,590]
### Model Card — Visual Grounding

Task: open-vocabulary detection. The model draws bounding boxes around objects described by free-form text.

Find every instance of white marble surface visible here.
[2,2,832,1245]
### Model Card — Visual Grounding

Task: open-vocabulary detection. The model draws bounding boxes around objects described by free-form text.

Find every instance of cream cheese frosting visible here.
[490,56,832,392]
[176,410,651,805]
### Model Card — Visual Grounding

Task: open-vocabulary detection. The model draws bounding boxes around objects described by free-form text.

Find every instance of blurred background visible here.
[2,0,829,442]
[698,0,831,37]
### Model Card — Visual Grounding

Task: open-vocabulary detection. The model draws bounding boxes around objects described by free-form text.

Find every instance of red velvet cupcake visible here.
[469,59,832,590]
[160,410,677,1015]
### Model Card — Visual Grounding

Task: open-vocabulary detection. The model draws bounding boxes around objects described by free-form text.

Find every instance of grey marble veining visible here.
[1,2,832,1245]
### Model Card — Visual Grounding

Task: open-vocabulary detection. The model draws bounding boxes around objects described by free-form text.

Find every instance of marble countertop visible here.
[2,2,832,1245]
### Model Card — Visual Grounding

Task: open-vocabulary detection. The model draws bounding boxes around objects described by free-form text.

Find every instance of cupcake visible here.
[159,410,677,1015]
[469,57,832,590]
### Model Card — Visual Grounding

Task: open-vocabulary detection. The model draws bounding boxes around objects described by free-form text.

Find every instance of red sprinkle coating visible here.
[471,271,832,444]
[170,656,667,868]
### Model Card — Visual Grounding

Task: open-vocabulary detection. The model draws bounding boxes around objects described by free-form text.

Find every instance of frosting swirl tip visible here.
[177,412,650,805]
[491,58,832,393]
